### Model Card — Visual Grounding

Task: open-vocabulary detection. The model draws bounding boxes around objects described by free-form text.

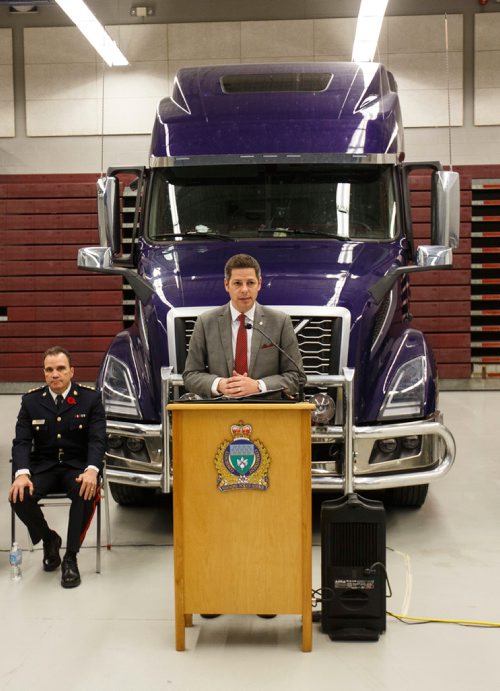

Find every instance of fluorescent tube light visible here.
[55,0,128,66]
[352,0,389,62]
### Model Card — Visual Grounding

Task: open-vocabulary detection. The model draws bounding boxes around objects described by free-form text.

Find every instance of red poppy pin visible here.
[67,396,77,405]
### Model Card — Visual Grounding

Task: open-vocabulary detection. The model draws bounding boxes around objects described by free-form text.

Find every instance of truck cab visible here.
[78,62,459,507]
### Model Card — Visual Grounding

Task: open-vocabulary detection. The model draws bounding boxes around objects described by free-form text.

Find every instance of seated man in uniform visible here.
[8,346,106,588]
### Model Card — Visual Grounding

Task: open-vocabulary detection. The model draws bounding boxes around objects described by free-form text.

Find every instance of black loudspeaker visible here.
[321,493,386,640]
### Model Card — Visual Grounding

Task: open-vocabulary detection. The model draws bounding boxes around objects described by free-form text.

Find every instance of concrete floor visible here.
[1,391,499,691]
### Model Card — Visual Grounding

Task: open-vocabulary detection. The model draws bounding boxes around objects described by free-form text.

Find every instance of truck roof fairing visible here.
[150,62,404,162]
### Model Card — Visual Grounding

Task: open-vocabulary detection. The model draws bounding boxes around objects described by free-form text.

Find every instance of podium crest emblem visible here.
[214,421,271,491]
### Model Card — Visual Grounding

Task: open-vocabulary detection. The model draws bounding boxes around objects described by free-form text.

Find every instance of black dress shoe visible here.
[42,532,62,572]
[200,614,221,619]
[61,555,81,588]
[257,614,277,619]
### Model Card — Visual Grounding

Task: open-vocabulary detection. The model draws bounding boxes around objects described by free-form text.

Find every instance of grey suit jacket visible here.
[183,302,306,399]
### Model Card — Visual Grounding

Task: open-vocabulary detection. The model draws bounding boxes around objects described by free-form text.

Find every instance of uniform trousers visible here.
[11,464,99,553]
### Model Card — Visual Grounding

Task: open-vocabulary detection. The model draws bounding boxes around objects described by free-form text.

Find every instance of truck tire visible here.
[109,482,156,506]
[384,484,429,508]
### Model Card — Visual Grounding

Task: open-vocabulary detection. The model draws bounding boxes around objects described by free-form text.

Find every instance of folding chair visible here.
[10,465,112,573]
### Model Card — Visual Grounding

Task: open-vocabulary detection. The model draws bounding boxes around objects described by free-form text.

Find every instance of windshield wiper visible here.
[257,227,340,238]
[186,229,234,241]
[154,230,234,241]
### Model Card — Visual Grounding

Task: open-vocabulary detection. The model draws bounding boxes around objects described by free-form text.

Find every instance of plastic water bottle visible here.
[9,542,22,581]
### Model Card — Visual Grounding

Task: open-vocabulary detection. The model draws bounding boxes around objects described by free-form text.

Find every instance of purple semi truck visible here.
[78,62,459,508]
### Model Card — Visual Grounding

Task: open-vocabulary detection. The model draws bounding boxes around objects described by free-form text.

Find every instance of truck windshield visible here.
[146,164,397,242]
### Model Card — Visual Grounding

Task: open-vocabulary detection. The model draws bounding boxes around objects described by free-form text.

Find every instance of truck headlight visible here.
[377,438,397,454]
[309,393,335,424]
[106,434,123,449]
[126,438,145,453]
[379,356,426,420]
[102,355,142,419]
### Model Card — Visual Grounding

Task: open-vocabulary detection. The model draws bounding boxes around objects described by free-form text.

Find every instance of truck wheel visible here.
[109,482,156,506]
[385,484,429,508]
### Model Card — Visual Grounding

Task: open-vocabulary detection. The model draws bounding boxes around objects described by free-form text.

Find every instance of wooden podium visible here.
[169,402,314,652]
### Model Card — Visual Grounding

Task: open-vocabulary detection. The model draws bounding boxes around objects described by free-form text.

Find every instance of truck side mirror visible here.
[415,245,453,268]
[78,246,114,270]
[97,176,121,254]
[432,170,460,249]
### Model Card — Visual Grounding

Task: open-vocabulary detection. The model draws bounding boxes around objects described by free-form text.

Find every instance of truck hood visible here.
[141,238,405,318]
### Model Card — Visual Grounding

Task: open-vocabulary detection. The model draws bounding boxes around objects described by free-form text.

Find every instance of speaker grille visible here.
[328,522,379,566]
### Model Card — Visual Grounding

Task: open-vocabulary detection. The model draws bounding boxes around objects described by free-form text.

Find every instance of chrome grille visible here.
[291,317,337,375]
[184,318,197,343]
[176,314,341,376]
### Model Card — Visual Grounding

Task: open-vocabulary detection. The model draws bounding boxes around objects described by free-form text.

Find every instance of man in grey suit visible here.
[183,253,305,399]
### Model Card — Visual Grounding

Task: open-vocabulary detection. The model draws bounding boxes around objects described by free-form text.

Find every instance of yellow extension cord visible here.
[386,548,500,629]
[387,612,500,628]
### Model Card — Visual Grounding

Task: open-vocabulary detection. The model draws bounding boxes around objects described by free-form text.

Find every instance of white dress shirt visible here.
[210,304,266,396]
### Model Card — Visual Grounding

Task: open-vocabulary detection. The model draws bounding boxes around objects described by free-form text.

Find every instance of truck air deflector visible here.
[150,62,404,159]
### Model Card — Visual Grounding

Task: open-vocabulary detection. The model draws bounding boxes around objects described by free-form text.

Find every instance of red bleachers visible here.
[0,174,122,382]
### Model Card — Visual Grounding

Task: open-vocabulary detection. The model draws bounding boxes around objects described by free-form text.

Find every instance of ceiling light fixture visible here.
[55,0,128,67]
[352,0,389,62]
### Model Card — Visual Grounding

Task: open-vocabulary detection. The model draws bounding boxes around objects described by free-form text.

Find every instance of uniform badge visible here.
[214,421,271,492]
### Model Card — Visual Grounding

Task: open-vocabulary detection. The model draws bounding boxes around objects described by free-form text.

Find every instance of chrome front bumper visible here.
[103,368,456,493]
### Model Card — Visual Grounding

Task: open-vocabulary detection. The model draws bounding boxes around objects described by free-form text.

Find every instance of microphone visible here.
[245,322,305,402]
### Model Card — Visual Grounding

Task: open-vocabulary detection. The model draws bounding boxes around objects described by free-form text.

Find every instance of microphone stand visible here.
[245,322,305,402]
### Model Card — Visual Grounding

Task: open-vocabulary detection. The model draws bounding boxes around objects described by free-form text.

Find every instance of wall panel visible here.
[474,13,500,126]
[0,28,14,137]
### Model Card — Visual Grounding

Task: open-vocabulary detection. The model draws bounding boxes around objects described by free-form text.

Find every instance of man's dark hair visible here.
[43,346,72,366]
[224,254,261,281]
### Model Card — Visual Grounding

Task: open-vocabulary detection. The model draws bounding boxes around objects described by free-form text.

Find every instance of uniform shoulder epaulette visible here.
[25,385,45,395]
[79,384,96,391]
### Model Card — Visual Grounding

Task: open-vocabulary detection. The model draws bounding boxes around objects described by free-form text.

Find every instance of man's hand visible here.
[217,371,260,398]
[9,474,34,503]
[76,468,99,500]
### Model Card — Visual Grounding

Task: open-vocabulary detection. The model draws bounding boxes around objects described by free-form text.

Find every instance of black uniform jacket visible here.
[12,382,106,476]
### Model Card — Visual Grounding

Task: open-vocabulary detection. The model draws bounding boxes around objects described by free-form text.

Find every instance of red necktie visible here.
[234,313,248,374]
